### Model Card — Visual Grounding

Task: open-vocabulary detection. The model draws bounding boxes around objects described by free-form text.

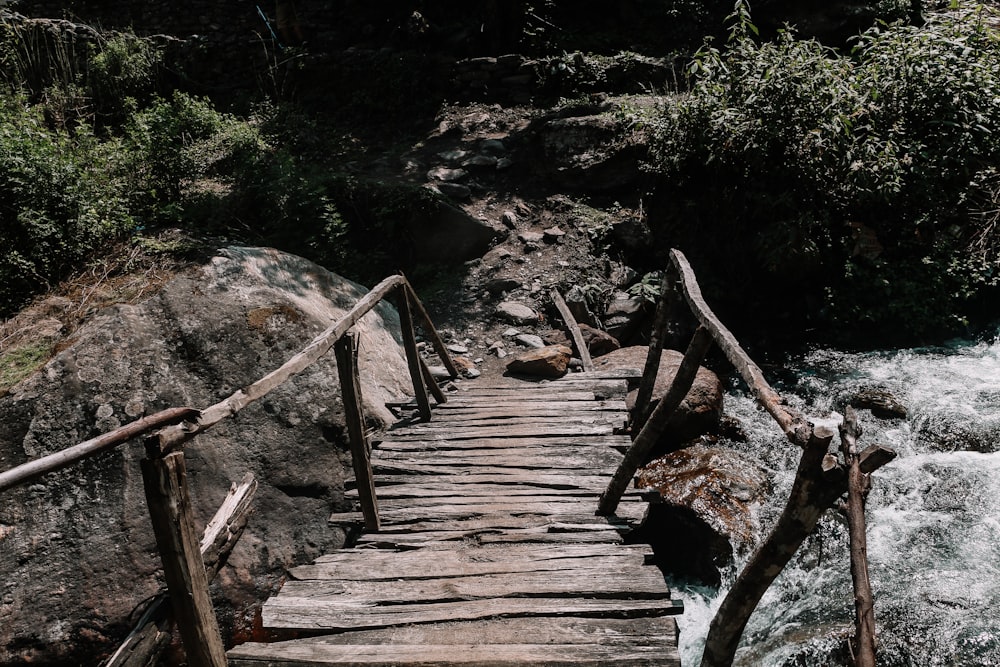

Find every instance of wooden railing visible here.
[0,274,454,667]
[598,249,895,667]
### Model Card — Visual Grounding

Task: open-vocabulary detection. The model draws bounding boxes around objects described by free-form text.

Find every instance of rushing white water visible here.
[673,336,1000,666]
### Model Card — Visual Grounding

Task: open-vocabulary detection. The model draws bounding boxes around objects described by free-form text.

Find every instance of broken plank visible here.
[262,597,684,631]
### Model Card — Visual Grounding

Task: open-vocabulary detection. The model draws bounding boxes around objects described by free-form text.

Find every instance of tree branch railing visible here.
[0,273,453,667]
[598,249,895,667]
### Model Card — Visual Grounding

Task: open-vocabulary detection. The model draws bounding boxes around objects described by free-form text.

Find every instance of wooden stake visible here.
[550,289,593,372]
[632,271,675,431]
[396,286,432,422]
[597,325,713,516]
[140,450,226,667]
[419,355,447,405]
[107,473,257,667]
[840,407,877,667]
[335,333,381,531]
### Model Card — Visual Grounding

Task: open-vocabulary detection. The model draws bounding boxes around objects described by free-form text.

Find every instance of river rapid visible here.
[673,335,1000,666]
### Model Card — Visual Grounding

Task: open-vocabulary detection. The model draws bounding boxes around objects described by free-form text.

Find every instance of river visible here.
[673,335,1000,666]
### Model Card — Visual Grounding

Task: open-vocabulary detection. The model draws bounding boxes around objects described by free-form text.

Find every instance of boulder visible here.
[593,346,723,446]
[0,247,411,664]
[636,444,770,584]
[602,291,649,344]
[506,345,572,379]
[849,387,907,420]
[406,197,500,263]
[579,323,620,357]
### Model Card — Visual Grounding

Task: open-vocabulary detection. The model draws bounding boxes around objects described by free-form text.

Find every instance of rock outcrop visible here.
[0,247,411,664]
[505,345,573,378]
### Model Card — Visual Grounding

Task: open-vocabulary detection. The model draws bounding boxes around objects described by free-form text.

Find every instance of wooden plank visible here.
[293,550,648,581]
[375,435,632,451]
[332,500,647,525]
[347,483,643,499]
[373,452,622,472]
[387,416,622,435]
[397,285,432,422]
[262,597,684,631]
[335,333,380,531]
[354,529,630,548]
[429,400,627,414]
[140,451,227,667]
[381,424,620,441]
[232,615,676,647]
[441,390,604,401]
[551,289,594,372]
[332,511,636,535]
[364,472,622,489]
[230,641,679,666]
[274,566,671,602]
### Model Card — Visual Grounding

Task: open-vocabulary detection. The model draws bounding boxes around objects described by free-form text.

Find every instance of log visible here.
[106,473,257,667]
[396,285,432,422]
[335,333,380,531]
[550,289,593,372]
[155,275,407,451]
[840,407,877,667]
[632,271,674,431]
[0,407,199,492]
[140,451,227,667]
[597,326,713,516]
[668,249,805,440]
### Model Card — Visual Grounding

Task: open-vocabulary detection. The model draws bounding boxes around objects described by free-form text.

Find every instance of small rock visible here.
[426,166,468,182]
[515,334,545,349]
[486,277,522,295]
[437,149,470,163]
[496,302,538,325]
[426,365,451,381]
[496,157,514,169]
[502,328,521,337]
[501,210,518,229]
[462,367,482,379]
[452,356,476,373]
[850,388,907,420]
[446,344,469,354]
[518,231,544,244]
[506,345,573,379]
[543,226,566,242]
[579,323,620,356]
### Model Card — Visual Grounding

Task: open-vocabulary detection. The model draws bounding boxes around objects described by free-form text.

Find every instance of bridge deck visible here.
[228,373,683,666]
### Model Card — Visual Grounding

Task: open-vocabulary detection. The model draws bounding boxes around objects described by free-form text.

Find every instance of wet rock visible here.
[636,444,770,584]
[505,345,573,379]
[593,346,723,446]
[916,414,1000,453]
[495,301,538,325]
[850,387,907,420]
[0,247,411,664]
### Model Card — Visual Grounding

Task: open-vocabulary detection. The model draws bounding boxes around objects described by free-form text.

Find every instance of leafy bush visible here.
[0,97,134,316]
[647,3,1000,344]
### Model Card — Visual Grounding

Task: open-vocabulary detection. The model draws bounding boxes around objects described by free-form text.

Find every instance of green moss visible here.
[0,341,52,394]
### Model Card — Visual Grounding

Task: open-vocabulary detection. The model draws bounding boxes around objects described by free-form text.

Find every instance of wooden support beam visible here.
[107,473,257,667]
[632,271,675,432]
[140,450,227,667]
[597,325,713,516]
[840,407,877,667]
[396,286,433,423]
[668,249,805,440]
[550,289,593,372]
[0,407,199,493]
[403,279,459,379]
[419,355,447,405]
[335,333,381,531]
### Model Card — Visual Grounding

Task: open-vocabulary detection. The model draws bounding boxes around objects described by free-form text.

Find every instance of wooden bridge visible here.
[228,372,683,666]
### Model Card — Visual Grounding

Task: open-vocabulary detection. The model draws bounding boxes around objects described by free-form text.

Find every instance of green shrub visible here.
[0,97,134,316]
[648,3,1000,343]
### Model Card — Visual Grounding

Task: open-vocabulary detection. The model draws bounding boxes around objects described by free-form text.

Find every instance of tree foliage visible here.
[648,3,1000,343]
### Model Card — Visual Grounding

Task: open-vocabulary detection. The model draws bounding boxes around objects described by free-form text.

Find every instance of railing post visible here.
[396,284,433,422]
[597,325,713,516]
[334,332,381,531]
[140,445,227,667]
[633,270,676,431]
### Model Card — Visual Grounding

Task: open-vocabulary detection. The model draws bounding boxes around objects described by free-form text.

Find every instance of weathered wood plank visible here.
[262,597,684,631]
[551,289,594,372]
[375,435,632,451]
[347,483,643,499]
[230,641,679,666]
[362,472,623,489]
[293,550,648,581]
[332,499,648,525]
[387,416,622,435]
[382,424,621,441]
[274,566,670,603]
[429,400,627,415]
[335,333,380,531]
[376,445,623,467]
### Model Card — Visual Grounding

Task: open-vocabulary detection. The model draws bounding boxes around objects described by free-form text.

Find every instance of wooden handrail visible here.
[0,407,199,493]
